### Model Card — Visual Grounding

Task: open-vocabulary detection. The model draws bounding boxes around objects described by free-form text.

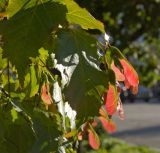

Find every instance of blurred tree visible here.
[0,0,8,12]
[76,0,160,87]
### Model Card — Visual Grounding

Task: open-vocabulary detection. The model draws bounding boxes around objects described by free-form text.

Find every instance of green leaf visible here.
[11,108,18,122]
[0,0,8,13]
[55,30,108,119]
[0,48,7,68]
[30,109,61,153]
[0,105,61,153]
[0,0,67,83]
[36,48,50,79]
[0,107,35,153]
[58,0,105,33]
[38,48,49,64]
[30,65,39,97]
[109,46,126,60]
[10,92,25,100]
[24,71,30,89]
[5,0,27,18]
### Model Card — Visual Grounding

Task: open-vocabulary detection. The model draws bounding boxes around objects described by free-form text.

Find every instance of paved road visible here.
[111,100,160,149]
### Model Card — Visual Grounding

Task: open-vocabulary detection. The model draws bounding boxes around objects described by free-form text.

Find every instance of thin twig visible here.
[7,59,10,97]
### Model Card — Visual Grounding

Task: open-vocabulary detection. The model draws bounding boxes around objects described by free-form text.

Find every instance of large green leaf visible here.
[30,109,61,153]
[55,30,108,119]
[0,0,67,83]
[0,107,35,153]
[0,106,61,153]
[58,0,105,33]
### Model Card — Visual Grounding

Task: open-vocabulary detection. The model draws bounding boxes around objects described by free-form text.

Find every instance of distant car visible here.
[136,85,153,101]
[120,85,153,102]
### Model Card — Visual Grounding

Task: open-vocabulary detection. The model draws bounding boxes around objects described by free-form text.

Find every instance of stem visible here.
[7,59,10,97]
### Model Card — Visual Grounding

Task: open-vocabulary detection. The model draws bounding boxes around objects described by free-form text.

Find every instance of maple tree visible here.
[0,0,139,152]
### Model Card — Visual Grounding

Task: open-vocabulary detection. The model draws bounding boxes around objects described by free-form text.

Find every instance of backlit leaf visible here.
[11,108,18,122]
[30,65,39,97]
[58,0,105,33]
[64,130,77,139]
[5,0,27,18]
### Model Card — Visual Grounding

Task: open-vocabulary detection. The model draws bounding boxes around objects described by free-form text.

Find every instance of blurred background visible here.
[75,0,160,152]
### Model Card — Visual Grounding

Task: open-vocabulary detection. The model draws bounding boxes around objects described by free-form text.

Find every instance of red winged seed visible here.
[111,61,125,81]
[99,117,116,133]
[120,59,139,92]
[88,129,100,150]
[117,98,125,120]
[41,83,52,105]
[104,84,118,116]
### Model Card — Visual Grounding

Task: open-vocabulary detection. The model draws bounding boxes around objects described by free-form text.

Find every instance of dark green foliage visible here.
[55,30,108,118]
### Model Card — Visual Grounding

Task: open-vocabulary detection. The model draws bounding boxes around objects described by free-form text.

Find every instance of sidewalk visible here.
[111,101,160,149]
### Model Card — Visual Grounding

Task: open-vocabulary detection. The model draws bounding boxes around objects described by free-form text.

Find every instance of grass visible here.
[82,136,160,153]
